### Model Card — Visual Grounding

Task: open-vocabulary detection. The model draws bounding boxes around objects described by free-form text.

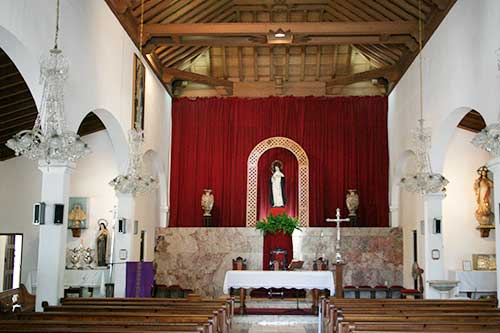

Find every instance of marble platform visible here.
[154,227,402,297]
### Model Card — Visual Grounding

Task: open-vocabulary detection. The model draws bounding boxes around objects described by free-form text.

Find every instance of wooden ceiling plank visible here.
[222,46,228,80]
[144,0,183,23]
[375,0,415,20]
[161,0,207,24]
[188,0,233,23]
[336,1,376,21]
[163,67,233,88]
[326,65,399,87]
[165,47,205,68]
[0,80,25,91]
[0,71,20,81]
[406,0,432,13]
[393,0,423,20]
[431,0,451,11]
[177,47,209,70]
[1,117,36,132]
[1,111,38,126]
[357,0,401,21]
[238,47,244,82]
[285,47,290,81]
[0,96,34,111]
[328,2,364,21]
[331,45,338,79]
[159,46,189,65]
[0,104,36,120]
[0,89,29,101]
[143,21,418,36]
[355,45,390,67]
[349,0,390,21]
[176,0,225,23]
[315,46,321,81]
[300,46,306,81]
[369,44,400,62]
[253,47,259,81]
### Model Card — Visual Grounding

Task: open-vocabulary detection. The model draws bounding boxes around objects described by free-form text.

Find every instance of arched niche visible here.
[246,137,309,227]
[76,109,129,173]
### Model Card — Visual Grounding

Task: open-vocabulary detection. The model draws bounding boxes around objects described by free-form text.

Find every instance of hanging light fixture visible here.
[109,128,157,195]
[400,0,449,194]
[109,0,157,195]
[6,0,90,163]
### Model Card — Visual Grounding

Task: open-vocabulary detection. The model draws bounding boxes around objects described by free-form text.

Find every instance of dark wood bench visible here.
[0,284,35,317]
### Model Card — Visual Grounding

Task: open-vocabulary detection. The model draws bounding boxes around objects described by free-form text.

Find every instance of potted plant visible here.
[256,212,301,236]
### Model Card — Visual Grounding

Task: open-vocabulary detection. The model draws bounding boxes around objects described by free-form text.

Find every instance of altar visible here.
[154,227,403,297]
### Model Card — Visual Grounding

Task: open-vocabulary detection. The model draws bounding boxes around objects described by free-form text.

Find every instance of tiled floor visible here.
[231,315,318,333]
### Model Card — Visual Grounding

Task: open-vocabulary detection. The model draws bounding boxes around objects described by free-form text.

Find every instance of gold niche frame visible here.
[246,137,309,227]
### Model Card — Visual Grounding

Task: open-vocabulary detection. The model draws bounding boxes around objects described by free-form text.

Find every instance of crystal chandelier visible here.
[109,128,157,195]
[400,0,449,194]
[6,0,90,164]
[472,123,500,157]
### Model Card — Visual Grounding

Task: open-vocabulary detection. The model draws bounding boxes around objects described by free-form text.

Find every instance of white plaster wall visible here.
[66,131,117,253]
[389,0,500,287]
[0,0,172,288]
[442,129,494,273]
[0,157,41,288]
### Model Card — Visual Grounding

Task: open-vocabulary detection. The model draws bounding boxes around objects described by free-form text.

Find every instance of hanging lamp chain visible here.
[54,0,61,49]
[418,0,423,124]
[139,0,144,54]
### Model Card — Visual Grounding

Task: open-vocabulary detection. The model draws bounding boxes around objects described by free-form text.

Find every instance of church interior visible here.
[1,0,500,332]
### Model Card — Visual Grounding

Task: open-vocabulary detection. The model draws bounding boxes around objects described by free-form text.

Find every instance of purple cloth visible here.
[125,261,154,297]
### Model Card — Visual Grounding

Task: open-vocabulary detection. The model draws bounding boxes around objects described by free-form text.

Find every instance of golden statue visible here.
[474,166,493,226]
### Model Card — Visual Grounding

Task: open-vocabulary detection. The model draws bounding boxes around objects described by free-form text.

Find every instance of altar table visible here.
[223,270,334,313]
[449,270,497,296]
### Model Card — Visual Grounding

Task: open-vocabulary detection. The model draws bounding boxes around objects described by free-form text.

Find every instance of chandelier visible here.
[6,0,90,164]
[400,0,449,194]
[109,128,157,195]
[472,124,500,158]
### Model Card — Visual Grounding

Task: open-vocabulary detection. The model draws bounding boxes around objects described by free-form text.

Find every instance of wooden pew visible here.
[43,304,228,333]
[0,284,35,317]
[347,321,500,332]
[321,298,500,333]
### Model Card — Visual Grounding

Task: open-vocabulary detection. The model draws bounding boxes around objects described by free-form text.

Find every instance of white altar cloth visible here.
[449,270,497,292]
[223,270,334,294]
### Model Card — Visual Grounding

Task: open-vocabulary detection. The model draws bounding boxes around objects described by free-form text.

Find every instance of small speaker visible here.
[433,218,441,234]
[118,218,126,233]
[33,202,46,225]
[54,204,64,224]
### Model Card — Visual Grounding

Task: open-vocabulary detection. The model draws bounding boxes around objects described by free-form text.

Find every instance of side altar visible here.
[154,227,403,297]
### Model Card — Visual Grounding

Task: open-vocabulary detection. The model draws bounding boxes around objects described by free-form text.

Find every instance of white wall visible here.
[66,131,117,255]
[0,0,172,289]
[389,0,500,288]
[443,129,494,273]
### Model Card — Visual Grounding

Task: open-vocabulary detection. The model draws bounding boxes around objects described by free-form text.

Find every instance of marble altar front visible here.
[154,227,403,297]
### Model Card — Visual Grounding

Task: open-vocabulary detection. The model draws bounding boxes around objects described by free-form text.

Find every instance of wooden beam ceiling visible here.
[105,0,456,98]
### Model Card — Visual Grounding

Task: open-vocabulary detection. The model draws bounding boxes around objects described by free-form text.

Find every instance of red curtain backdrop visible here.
[169,96,389,228]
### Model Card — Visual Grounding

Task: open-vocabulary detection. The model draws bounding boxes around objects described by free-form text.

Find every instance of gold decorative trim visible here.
[246,137,309,227]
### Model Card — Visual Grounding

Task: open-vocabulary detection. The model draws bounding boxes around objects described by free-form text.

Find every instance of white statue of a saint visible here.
[270,160,286,207]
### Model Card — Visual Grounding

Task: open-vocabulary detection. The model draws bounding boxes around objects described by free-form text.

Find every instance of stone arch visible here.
[430,106,483,174]
[143,149,168,227]
[76,109,129,173]
[246,137,309,227]
[0,25,40,107]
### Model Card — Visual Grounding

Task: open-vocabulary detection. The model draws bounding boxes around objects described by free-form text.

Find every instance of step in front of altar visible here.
[245,298,313,309]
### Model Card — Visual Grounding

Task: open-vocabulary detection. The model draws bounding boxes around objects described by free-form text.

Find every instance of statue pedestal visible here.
[203,216,212,227]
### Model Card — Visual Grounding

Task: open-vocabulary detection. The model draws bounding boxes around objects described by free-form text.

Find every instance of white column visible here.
[160,205,169,228]
[487,157,500,305]
[111,193,136,297]
[36,161,73,311]
[423,192,446,299]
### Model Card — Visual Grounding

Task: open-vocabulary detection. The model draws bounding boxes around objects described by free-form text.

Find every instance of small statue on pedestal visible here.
[474,166,495,237]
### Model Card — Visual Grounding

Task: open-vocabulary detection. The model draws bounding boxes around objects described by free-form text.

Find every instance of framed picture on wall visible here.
[132,54,146,132]
[67,197,89,237]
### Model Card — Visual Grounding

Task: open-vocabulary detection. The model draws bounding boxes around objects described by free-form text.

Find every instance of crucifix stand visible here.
[326,208,350,298]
